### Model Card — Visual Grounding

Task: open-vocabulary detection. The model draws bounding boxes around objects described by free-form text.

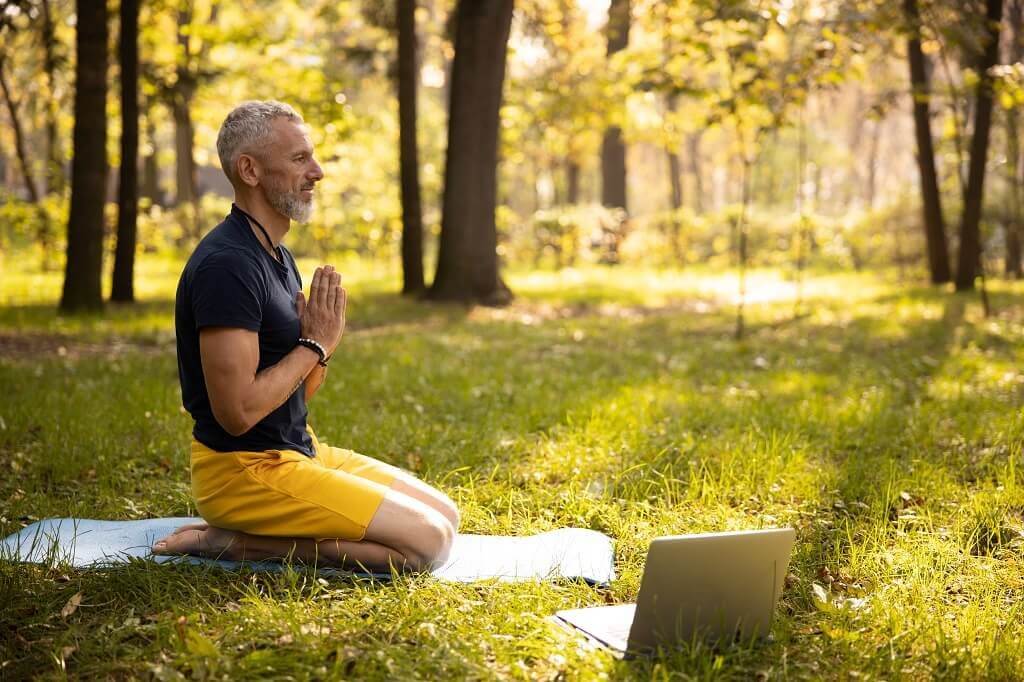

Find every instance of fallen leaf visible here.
[843,596,870,611]
[811,582,831,610]
[816,566,834,585]
[60,592,82,619]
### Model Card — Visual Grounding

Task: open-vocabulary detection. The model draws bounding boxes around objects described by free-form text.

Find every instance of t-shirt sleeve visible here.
[190,250,265,332]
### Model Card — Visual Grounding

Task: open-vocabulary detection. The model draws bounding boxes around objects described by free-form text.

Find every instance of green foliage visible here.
[1,0,1020,289]
[0,192,55,245]
[0,192,66,261]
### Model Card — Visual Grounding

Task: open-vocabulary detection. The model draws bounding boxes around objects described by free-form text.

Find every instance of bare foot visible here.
[152,523,246,560]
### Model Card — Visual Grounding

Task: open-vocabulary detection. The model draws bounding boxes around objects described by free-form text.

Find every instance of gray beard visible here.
[266,188,314,223]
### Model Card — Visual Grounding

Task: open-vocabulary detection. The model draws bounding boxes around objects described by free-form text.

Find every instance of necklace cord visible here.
[234,204,279,259]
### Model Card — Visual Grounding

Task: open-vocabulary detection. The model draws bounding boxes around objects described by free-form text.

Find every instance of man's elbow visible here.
[212,405,253,437]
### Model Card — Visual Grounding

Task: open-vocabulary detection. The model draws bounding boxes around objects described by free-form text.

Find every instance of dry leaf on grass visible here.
[60,592,82,619]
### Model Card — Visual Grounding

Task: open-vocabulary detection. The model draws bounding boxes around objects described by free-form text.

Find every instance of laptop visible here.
[553,528,796,655]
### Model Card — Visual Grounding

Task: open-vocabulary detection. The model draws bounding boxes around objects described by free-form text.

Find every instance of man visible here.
[153,101,458,572]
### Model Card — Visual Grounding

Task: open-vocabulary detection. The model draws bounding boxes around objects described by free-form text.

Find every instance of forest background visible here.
[3,0,1024,303]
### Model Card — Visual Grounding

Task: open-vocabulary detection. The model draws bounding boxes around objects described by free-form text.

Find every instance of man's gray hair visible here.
[216,100,303,185]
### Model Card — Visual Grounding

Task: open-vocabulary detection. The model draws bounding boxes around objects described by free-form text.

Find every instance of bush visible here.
[839,198,926,272]
[617,200,931,273]
[0,194,68,270]
[501,204,625,269]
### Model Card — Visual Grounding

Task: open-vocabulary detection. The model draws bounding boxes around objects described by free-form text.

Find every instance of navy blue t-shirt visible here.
[175,204,314,456]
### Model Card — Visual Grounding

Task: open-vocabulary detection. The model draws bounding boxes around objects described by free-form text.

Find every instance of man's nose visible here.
[309,160,324,182]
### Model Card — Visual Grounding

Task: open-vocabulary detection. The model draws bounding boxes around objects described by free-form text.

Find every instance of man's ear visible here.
[236,153,261,187]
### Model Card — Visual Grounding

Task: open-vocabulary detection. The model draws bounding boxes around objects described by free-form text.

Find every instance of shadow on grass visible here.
[0,299,179,348]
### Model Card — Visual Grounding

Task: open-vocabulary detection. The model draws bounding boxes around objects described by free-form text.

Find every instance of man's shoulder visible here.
[185,218,261,276]
[190,243,261,273]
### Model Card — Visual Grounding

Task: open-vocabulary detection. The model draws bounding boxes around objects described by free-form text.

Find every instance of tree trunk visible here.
[112,0,139,302]
[0,52,53,269]
[427,0,514,305]
[667,149,683,211]
[665,96,683,260]
[0,55,40,204]
[666,148,683,259]
[905,0,952,284]
[600,0,629,214]
[60,0,108,312]
[795,105,808,313]
[665,99,684,209]
[141,100,161,205]
[173,6,199,238]
[173,96,197,208]
[566,158,580,205]
[865,118,881,209]
[1008,220,1023,277]
[955,0,1003,291]
[735,155,752,341]
[397,0,425,295]
[172,102,194,207]
[601,130,627,206]
[41,0,64,197]
[1008,117,1023,278]
[549,160,562,206]
[1004,0,1023,278]
[688,132,704,214]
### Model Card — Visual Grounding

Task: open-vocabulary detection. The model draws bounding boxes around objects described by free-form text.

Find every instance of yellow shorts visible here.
[190,430,398,541]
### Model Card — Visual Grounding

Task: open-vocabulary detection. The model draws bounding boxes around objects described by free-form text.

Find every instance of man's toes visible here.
[153,531,198,555]
[152,523,209,554]
[151,520,209,548]
[155,527,213,555]
[152,526,244,559]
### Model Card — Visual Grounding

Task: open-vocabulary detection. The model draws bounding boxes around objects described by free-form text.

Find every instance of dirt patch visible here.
[467,298,719,325]
[0,333,172,361]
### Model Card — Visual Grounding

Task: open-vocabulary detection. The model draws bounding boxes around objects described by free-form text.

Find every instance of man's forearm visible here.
[229,346,320,435]
[304,363,326,402]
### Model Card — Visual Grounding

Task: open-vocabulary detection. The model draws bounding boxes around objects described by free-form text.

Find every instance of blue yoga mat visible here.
[1,517,615,585]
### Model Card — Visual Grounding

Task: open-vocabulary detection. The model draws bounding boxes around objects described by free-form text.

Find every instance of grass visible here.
[1,253,1023,679]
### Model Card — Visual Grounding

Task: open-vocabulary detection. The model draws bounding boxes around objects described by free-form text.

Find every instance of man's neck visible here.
[234,192,289,248]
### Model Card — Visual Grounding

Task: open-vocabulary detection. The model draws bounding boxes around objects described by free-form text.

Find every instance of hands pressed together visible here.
[296,265,346,356]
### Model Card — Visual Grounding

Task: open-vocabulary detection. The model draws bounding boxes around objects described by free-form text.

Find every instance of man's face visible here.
[258,117,324,223]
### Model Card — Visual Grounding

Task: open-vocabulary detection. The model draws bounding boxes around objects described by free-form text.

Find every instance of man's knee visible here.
[366,493,456,571]
[392,476,461,532]
[404,513,454,571]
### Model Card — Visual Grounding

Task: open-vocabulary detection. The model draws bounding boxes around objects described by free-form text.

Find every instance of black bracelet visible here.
[296,337,328,366]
